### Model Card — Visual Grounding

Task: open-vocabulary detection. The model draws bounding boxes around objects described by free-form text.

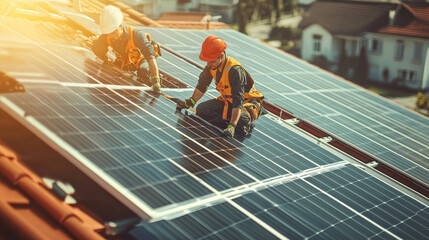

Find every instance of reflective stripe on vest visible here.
[210,57,263,119]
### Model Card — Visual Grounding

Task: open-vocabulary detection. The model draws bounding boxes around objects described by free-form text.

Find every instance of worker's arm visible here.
[229,108,241,126]
[191,88,205,102]
[147,58,160,79]
[134,30,161,92]
[177,67,212,109]
[91,35,109,62]
[222,66,246,138]
[228,66,246,126]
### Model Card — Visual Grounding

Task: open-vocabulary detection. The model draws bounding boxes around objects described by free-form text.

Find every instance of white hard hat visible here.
[99,5,123,34]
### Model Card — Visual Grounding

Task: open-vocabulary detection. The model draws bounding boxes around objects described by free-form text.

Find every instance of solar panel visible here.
[1,21,428,239]
[1,82,348,216]
[131,164,429,239]
[142,27,429,186]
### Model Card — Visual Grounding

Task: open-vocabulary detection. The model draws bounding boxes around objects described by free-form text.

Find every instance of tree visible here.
[273,0,284,25]
[338,41,348,78]
[354,46,368,83]
[236,0,257,34]
[236,0,296,34]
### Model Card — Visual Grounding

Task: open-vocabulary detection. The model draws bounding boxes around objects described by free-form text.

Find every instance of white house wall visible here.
[364,33,429,90]
[301,24,333,62]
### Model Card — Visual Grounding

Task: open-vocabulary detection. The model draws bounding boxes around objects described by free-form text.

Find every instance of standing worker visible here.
[177,35,264,138]
[92,5,162,93]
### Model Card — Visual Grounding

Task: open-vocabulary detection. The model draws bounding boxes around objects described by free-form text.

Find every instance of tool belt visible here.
[219,97,263,122]
[243,98,263,122]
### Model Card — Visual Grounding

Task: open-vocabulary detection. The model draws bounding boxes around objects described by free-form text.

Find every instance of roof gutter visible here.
[0,146,105,240]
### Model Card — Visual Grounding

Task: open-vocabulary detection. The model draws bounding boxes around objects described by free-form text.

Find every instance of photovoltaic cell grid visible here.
[0,28,144,86]
[132,164,429,240]
[2,23,429,239]
[1,83,344,212]
[142,27,429,185]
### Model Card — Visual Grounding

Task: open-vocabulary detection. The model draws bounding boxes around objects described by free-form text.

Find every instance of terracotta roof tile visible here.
[158,11,211,22]
[378,2,429,38]
[0,145,105,240]
[157,20,230,30]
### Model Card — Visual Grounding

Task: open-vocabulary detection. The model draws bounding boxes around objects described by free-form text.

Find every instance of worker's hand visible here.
[222,124,236,139]
[151,76,161,93]
[177,97,195,109]
[152,82,161,93]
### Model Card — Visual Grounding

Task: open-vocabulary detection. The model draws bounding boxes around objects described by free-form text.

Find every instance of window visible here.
[398,69,417,82]
[409,71,416,82]
[395,40,404,59]
[371,38,382,53]
[413,42,423,61]
[313,34,322,52]
[351,40,357,56]
[398,69,407,80]
[362,39,368,49]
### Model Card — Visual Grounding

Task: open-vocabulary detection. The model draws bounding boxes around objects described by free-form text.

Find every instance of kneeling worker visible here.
[177,35,264,138]
[92,5,162,93]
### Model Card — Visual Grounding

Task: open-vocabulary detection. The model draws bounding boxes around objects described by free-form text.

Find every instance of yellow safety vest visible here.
[107,26,160,71]
[210,57,263,119]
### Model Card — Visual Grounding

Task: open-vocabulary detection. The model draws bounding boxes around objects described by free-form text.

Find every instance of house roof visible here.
[299,0,397,36]
[1,0,429,239]
[157,12,230,30]
[0,144,105,240]
[378,2,429,38]
[158,11,211,22]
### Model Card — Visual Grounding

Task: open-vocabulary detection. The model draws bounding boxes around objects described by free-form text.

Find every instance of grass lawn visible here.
[364,84,417,97]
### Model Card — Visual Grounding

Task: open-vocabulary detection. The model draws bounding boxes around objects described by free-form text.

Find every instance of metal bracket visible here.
[318,136,332,144]
[366,161,379,168]
[42,177,76,204]
[105,217,141,235]
[284,118,300,125]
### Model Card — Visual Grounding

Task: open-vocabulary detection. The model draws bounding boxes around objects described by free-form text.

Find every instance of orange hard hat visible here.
[199,35,227,62]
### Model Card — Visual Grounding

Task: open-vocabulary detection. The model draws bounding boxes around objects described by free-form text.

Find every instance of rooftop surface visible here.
[1,0,428,239]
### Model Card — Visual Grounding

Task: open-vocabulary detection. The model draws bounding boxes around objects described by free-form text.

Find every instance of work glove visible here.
[151,76,161,93]
[177,97,195,109]
[152,82,161,93]
[222,123,236,139]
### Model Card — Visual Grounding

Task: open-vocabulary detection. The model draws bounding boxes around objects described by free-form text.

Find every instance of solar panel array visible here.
[134,164,429,239]
[0,23,428,239]
[143,27,429,186]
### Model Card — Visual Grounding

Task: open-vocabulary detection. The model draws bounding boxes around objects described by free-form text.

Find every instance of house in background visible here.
[299,0,429,91]
[120,0,179,19]
[178,0,238,23]
[117,0,235,24]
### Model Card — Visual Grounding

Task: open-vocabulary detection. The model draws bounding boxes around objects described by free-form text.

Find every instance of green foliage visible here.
[353,46,368,83]
[416,92,429,109]
[236,0,297,33]
[337,43,348,78]
[269,26,300,40]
